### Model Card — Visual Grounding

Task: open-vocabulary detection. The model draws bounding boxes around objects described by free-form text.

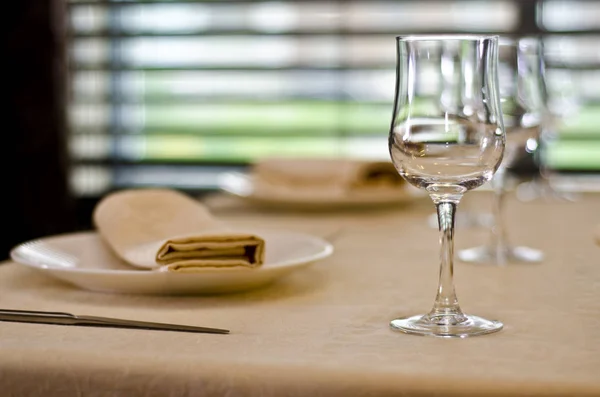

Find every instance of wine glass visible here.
[458,38,545,265]
[516,40,580,203]
[389,35,505,338]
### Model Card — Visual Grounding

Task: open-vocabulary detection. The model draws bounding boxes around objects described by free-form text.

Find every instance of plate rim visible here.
[10,230,334,276]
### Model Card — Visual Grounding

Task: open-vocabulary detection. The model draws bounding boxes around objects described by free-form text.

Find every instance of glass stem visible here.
[430,200,465,322]
[490,167,509,264]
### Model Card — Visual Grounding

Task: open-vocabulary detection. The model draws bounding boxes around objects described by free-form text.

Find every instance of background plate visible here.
[218,172,424,210]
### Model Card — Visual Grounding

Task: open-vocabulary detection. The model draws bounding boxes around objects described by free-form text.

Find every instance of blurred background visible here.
[3,0,600,256]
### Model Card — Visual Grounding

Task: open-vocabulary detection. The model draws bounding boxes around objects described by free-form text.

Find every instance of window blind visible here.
[66,0,600,196]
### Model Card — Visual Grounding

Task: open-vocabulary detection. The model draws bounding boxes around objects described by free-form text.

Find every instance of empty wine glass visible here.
[517,41,580,203]
[459,38,545,265]
[389,35,505,337]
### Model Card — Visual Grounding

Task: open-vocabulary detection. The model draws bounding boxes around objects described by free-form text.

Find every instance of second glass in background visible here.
[458,38,547,266]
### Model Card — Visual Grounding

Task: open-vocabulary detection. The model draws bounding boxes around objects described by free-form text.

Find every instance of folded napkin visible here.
[93,189,265,272]
[595,225,600,246]
[252,158,405,191]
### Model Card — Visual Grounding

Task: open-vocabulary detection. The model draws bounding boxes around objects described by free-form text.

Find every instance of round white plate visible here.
[10,231,333,295]
[217,172,424,210]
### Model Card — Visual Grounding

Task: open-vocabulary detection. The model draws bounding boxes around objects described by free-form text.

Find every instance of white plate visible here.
[10,231,333,295]
[218,172,424,210]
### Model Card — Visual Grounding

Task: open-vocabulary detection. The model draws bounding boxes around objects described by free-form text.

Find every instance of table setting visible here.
[217,157,424,210]
[1,34,600,396]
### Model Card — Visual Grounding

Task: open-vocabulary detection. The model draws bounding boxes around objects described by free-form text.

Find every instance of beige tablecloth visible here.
[0,193,599,396]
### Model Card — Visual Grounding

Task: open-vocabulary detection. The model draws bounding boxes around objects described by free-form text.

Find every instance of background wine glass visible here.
[516,40,581,203]
[389,35,505,338]
[458,38,546,266]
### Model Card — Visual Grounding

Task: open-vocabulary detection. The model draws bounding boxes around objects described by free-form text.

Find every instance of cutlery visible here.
[0,309,229,334]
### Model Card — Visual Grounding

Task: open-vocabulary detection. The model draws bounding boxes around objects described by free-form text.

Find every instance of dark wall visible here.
[1,0,75,259]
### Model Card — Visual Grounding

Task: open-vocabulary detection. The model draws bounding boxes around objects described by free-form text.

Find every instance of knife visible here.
[0,309,229,334]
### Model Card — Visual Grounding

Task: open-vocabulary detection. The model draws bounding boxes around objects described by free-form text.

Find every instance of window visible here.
[67,0,600,196]
[538,1,600,173]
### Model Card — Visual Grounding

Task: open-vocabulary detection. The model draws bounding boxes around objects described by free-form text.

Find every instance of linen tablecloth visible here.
[0,192,599,396]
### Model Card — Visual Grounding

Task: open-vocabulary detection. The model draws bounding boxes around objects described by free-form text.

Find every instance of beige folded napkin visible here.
[252,158,405,191]
[93,189,265,272]
[595,225,600,246]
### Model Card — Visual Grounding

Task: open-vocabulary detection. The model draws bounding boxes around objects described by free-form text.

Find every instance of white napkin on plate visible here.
[252,158,405,192]
[93,189,265,272]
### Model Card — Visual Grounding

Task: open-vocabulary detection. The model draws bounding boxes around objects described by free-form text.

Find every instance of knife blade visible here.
[0,309,229,334]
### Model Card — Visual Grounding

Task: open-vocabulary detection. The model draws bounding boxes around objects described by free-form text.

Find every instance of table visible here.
[1,192,599,396]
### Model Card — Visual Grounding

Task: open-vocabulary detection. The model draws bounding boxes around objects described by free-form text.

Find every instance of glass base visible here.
[390,313,503,338]
[458,245,543,265]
